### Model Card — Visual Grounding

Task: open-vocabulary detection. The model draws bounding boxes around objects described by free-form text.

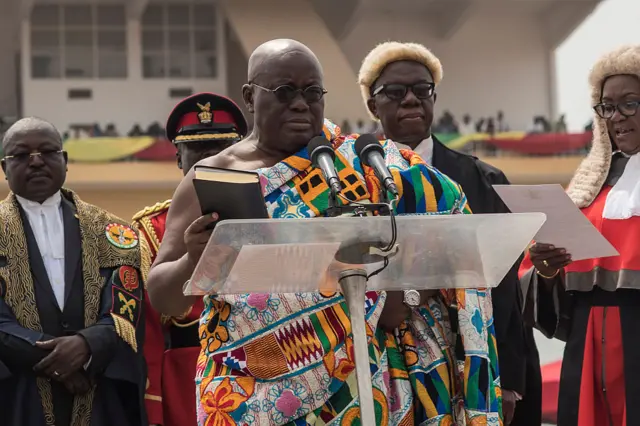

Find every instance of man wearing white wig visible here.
[521,44,640,426]
[358,41,541,426]
[354,42,503,425]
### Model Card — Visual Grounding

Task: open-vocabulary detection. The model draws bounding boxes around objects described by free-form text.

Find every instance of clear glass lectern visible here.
[185,213,546,424]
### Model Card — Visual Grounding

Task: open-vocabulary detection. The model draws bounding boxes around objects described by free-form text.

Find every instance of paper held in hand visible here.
[493,184,619,261]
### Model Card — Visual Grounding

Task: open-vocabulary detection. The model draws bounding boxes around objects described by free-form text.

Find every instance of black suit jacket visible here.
[432,137,532,394]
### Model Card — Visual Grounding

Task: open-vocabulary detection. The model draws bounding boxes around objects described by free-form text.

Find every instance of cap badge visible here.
[197,102,213,124]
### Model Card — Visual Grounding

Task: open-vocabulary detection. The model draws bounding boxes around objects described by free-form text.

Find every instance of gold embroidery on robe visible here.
[0,189,142,426]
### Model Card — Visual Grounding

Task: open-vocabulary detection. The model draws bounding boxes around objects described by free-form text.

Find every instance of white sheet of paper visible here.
[493,184,619,261]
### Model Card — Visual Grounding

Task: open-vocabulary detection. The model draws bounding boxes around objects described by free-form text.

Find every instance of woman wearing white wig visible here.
[521,45,640,426]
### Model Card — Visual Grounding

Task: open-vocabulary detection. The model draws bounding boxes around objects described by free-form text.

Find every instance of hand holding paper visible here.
[493,184,619,261]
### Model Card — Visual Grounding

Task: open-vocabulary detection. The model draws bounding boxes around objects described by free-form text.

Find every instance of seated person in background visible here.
[496,111,509,133]
[459,114,475,135]
[103,123,119,137]
[0,117,148,425]
[520,44,640,426]
[128,124,144,137]
[147,38,499,425]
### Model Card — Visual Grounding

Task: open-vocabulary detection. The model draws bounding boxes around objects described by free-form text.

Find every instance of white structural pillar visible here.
[538,0,601,49]
[127,0,150,20]
[537,0,601,121]
[427,0,473,40]
[219,0,368,123]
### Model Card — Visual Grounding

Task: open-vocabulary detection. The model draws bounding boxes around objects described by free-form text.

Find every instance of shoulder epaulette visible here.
[132,199,172,222]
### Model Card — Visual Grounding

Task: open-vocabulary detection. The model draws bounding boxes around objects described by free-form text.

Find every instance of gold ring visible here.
[543,260,549,267]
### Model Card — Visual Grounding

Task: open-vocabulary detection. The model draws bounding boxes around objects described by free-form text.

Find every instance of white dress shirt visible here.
[16,191,66,310]
[394,136,434,165]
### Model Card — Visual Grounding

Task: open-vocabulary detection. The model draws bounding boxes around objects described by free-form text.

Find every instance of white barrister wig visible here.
[358,42,443,120]
[567,44,640,207]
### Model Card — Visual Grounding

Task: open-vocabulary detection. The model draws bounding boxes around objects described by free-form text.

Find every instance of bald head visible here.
[1,117,67,204]
[2,117,61,150]
[247,39,323,82]
[242,39,325,155]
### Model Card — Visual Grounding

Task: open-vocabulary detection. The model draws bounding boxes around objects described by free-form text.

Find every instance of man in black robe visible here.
[357,41,542,425]
[431,134,542,426]
[0,117,148,425]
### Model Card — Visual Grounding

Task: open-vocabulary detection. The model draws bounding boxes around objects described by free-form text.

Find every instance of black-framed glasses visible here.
[2,149,65,163]
[593,101,640,119]
[372,82,435,101]
[252,83,327,104]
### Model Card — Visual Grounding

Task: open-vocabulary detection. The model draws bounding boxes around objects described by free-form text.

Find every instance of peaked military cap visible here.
[165,92,248,144]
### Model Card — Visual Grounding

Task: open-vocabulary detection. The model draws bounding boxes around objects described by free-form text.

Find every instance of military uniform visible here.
[133,93,247,426]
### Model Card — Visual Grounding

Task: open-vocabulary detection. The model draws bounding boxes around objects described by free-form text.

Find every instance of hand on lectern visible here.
[185,213,219,266]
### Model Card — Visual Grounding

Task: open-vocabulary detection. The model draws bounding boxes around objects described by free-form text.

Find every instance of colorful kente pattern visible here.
[195,119,501,425]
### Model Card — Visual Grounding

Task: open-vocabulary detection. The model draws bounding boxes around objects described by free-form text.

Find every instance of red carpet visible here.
[541,360,562,423]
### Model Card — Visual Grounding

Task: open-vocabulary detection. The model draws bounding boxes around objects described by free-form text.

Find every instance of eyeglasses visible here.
[372,83,435,101]
[593,101,640,119]
[2,149,64,163]
[252,83,327,104]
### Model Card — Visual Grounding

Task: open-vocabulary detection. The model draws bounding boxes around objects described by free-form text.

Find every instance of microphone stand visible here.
[327,189,395,424]
[338,269,375,425]
[326,188,340,218]
[324,176,393,218]
[326,201,391,218]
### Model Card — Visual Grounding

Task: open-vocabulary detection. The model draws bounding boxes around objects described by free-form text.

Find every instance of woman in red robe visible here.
[520,45,640,426]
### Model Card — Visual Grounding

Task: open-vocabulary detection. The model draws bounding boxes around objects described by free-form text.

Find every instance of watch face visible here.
[404,290,420,307]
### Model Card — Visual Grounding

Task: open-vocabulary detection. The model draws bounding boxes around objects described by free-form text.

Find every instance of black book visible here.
[192,166,269,220]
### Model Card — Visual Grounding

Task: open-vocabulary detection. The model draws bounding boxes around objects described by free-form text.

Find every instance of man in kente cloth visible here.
[147,39,501,425]
[132,93,247,426]
[0,117,148,425]
[357,41,540,425]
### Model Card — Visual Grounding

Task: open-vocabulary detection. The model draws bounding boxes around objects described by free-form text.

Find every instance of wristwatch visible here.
[403,290,421,308]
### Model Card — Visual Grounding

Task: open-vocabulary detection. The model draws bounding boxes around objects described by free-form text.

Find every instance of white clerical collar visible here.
[603,153,640,219]
[394,136,434,165]
[16,191,62,210]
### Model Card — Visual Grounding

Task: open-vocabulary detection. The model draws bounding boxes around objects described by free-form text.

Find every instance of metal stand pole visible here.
[338,269,376,425]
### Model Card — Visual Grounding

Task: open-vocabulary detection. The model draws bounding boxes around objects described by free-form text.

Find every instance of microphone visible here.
[307,136,342,195]
[354,134,399,197]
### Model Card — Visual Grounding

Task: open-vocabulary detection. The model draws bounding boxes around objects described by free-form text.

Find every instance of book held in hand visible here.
[193,166,269,221]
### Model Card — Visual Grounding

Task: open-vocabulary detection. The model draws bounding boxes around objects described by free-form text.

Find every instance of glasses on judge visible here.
[252,83,327,104]
[593,101,640,119]
[2,149,65,163]
[372,82,435,101]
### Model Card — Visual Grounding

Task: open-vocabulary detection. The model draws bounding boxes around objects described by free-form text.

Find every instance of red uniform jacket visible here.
[133,200,204,426]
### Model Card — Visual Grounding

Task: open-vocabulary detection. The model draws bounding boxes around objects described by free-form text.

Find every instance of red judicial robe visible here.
[520,159,640,426]
[133,200,204,426]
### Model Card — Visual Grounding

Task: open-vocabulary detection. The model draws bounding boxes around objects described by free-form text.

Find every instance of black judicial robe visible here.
[432,138,542,426]
[0,192,147,426]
